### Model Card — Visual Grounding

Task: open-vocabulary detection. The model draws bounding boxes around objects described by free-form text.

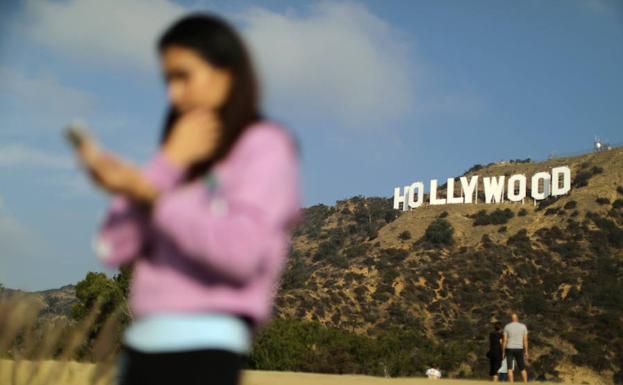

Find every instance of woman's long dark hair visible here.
[158,13,263,181]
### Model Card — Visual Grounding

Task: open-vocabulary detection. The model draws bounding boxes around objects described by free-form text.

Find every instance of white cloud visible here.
[16,0,186,70]
[0,194,45,262]
[0,193,60,290]
[0,143,73,169]
[0,142,137,197]
[11,0,421,130]
[0,208,30,252]
[6,0,481,134]
[578,0,623,14]
[238,1,416,130]
[0,66,93,114]
[0,66,96,135]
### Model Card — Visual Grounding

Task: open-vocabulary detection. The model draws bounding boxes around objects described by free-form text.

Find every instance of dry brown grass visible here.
[0,293,117,385]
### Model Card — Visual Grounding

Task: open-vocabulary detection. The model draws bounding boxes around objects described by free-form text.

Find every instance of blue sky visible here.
[1,0,622,291]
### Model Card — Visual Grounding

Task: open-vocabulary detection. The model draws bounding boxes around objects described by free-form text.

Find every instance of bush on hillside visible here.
[424,218,454,246]
[398,230,412,241]
[564,201,577,210]
[596,197,610,205]
[472,208,514,226]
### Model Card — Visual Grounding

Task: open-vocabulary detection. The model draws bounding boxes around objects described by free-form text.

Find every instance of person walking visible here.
[502,313,529,383]
[72,12,302,385]
[487,322,504,381]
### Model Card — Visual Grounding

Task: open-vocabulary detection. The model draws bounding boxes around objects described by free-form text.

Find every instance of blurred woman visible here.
[73,13,302,385]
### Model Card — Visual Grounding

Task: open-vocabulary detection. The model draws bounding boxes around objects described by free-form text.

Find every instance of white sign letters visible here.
[393,166,571,211]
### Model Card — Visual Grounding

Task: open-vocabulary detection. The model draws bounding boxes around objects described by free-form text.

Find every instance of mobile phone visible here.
[63,123,90,149]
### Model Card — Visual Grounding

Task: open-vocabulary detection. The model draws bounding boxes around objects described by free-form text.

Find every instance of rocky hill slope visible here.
[1,285,76,320]
[276,147,623,383]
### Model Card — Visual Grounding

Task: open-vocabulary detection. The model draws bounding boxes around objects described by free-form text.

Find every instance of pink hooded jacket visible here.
[94,121,302,329]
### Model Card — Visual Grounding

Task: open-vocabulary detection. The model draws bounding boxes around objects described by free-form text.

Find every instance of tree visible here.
[71,266,132,357]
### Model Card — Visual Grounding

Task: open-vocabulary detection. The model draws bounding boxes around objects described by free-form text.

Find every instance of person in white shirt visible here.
[502,313,529,383]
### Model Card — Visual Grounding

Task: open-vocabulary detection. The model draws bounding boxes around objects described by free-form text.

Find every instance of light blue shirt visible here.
[123,312,252,354]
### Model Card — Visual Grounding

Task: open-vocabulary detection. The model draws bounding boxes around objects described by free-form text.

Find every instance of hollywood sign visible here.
[393,166,571,211]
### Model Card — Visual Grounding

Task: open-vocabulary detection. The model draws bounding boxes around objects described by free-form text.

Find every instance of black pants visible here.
[488,354,502,376]
[117,344,245,385]
[505,348,526,372]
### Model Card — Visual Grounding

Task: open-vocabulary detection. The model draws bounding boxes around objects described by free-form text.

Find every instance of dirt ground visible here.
[0,359,572,385]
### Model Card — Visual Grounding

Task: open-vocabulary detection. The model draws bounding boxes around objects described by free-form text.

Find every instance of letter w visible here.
[483,176,505,204]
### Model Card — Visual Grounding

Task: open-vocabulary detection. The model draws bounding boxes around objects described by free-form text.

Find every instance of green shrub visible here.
[343,243,370,259]
[596,197,610,205]
[382,269,399,285]
[523,287,546,314]
[481,234,493,246]
[398,230,412,241]
[280,250,311,290]
[573,166,603,188]
[587,212,623,248]
[294,204,333,237]
[313,240,340,262]
[424,218,454,246]
[354,285,367,298]
[564,201,577,210]
[472,208,514,225]
[378,248,409,264]
[545,207,560,216]
[249,318,376,373]
[464,164,484,174]
[507,229,531,250]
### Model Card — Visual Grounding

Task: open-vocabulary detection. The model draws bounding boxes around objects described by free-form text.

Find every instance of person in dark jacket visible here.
[487,322,504,381]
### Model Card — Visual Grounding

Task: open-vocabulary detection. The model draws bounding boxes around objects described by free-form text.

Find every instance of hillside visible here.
[0,285,76,320]
[275,147,623,384]
[2,148,621,384]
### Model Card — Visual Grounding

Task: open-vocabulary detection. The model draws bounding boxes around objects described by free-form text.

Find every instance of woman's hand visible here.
[75,139,157,204]
[163,108,221,168]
